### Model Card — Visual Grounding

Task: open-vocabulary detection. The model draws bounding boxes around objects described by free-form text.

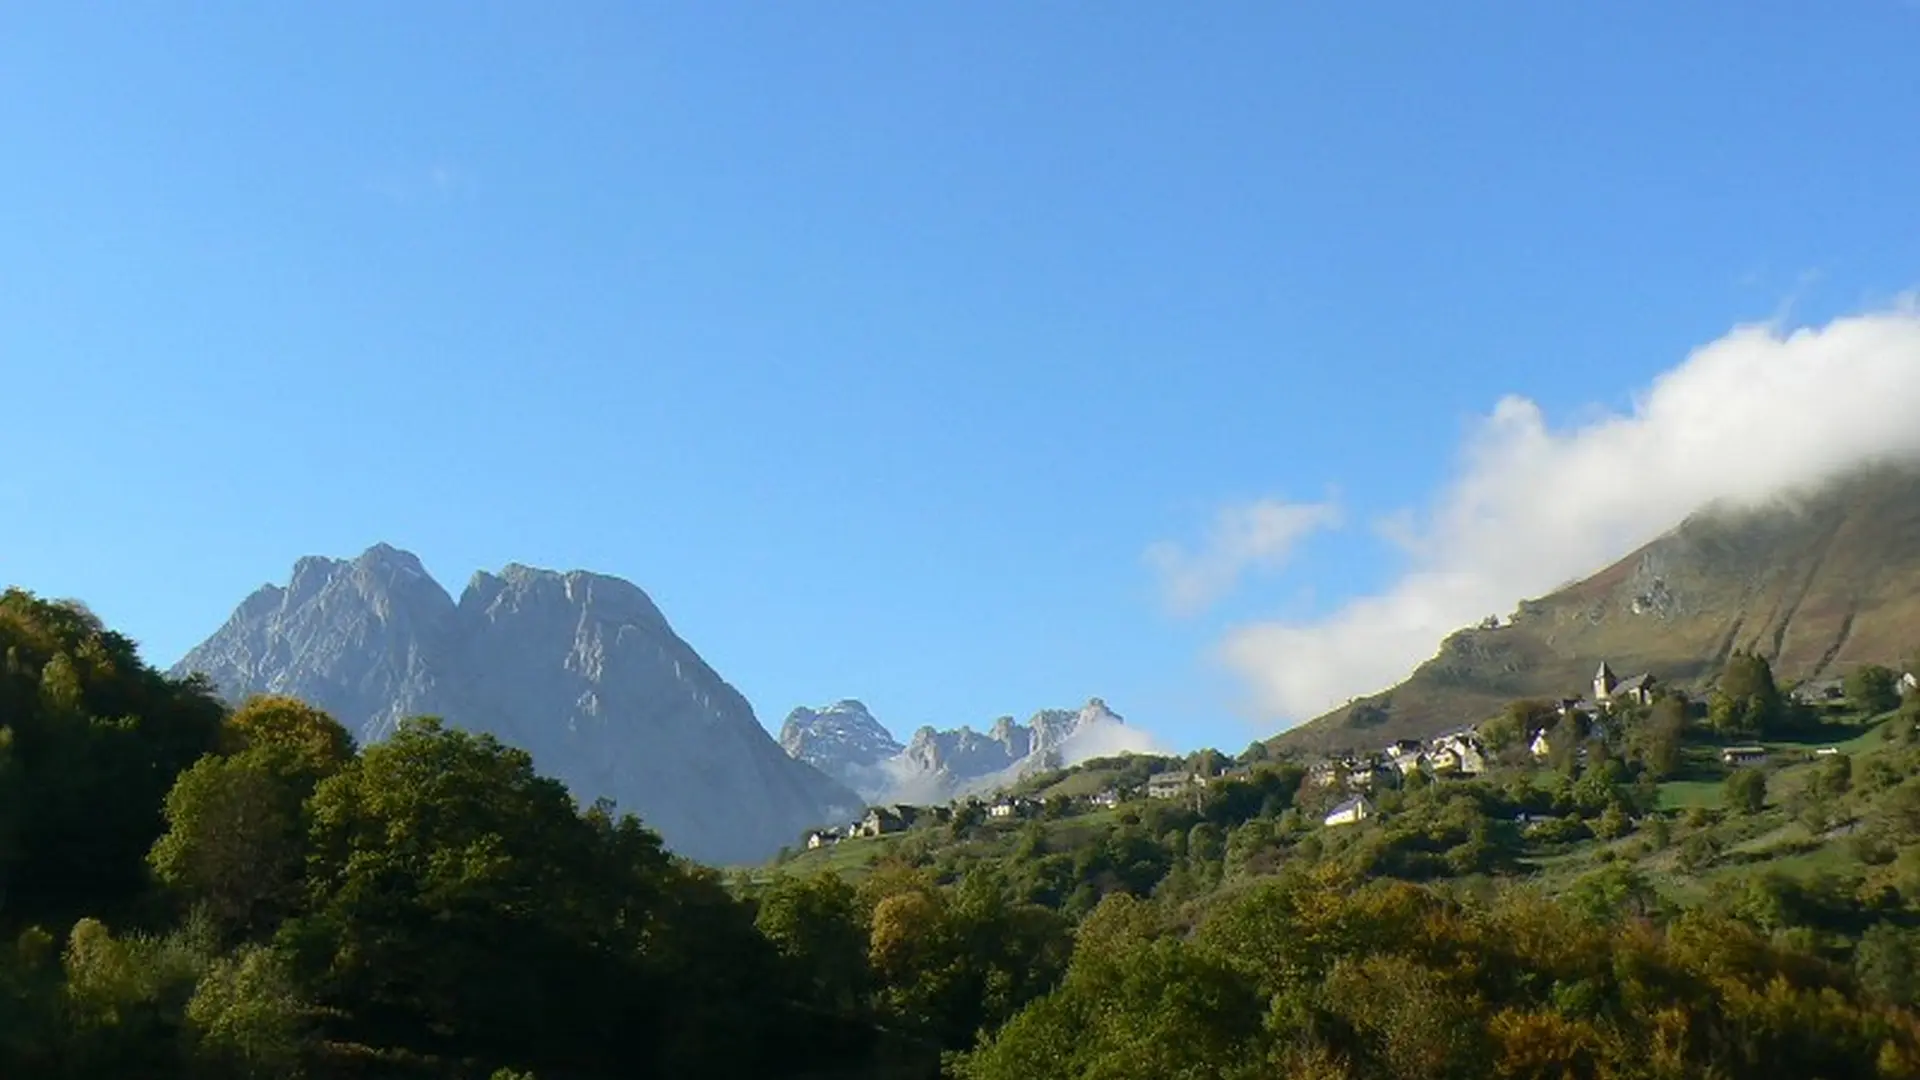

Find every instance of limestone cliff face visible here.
[778,700,905,797]
[173,546,862,865]
[783,696,1141,802]
[174,545,457,743]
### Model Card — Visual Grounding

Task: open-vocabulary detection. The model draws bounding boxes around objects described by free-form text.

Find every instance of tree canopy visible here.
[7,591,1920,1079]
[1711,651,1788,735]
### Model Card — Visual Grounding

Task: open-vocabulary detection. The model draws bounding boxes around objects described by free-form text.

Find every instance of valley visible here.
[13,466,1920,1078]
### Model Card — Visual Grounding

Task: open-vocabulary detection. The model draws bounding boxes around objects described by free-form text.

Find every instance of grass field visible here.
[1032,768,1125,800]
[758,805,1133,885]
[1657,779,1723,810]
[1728,836,1864,880]
[748,831,912,883]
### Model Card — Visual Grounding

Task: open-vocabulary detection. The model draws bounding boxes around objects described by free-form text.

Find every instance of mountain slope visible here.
[173,545,863,865]
[779,700,906,797]
[1276,462,1920,754]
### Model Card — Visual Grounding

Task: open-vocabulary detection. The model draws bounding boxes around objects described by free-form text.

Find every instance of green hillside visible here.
[1277,461,1920,755]
[744,676,1920,1079]
[17,561,1920,1079]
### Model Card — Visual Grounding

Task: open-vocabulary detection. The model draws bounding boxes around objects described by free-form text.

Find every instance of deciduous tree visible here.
[1710,652,1785,736]
[1724,769,1768,815]
[1846,665,1901,716]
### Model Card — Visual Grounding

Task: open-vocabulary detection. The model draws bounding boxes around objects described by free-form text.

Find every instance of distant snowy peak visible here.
[779,700,904,769]
[782,696,1143,804]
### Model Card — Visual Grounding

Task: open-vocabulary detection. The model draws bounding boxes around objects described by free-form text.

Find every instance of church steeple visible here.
[1593,661,1618,701]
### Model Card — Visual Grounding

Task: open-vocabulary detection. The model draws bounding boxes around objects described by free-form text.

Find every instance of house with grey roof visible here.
[1324,794,1374,828]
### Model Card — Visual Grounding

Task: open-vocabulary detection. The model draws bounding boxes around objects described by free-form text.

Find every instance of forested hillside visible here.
[10,585,1920,1078]
[764,654,1920,1079]
[0,589,911,1078]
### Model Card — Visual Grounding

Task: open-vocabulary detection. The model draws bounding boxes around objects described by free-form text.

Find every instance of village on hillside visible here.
[804,774,1175,850]
[1285,660,1919,828]
[798,657,1920,853]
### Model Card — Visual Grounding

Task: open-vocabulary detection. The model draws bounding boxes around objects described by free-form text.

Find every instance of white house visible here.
[1457,742,1488,775]
[1529,729,1554,759]
[1307,760,1345,789]
[988,796,1037,819]
[1349,762,1394,790]
[1386,746,1427,776]
[1613,673,1657,706]
[1324,794,1374,828]
[1148,771,1205,799]
[1721,746,1769,766]
[1430,732,1487,776]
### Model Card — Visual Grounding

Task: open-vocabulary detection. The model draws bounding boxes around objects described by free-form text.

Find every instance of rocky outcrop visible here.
[173,545,863,866]
[779,700,904,797]
[781,696,1145,802]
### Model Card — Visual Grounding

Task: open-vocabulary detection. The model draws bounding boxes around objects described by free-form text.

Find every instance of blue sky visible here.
[4,4,1919,754]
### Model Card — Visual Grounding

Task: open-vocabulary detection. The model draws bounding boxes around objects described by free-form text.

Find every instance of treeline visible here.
[768,809,1920,1078]
[957,868,1920,1078]
[767,668,1920,1077]
[0,589,927,1078]
[10,585,1920,1078]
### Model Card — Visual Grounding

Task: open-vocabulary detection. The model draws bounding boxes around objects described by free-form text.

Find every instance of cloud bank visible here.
[1146,498,1342,615]
[1218,303,1920,727]
[951,718,1173,800]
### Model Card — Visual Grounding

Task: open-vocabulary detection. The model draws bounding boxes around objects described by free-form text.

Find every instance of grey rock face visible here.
[783,696,1142,803]
[780,700,903,769]
[175,545,457,744]
[779,700,907,801]
[173,545,863,866]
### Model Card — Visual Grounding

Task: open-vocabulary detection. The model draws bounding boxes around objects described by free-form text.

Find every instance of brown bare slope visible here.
[1274,461,1920,755]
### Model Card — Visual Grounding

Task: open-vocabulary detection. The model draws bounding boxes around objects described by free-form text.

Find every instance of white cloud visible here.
[1219,302,1920,727]
[1146,498,1342,615]
[1054,717,1172,763]
[949,718,1174,800]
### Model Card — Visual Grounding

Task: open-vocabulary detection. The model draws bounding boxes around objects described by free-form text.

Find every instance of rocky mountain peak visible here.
[789,695,1144,803]
[464,564,670,635]
[234,581,287,621]
[356,541,428,574]
[779,701,903,776]
[988,715,1019,744]
[174,546,861,865]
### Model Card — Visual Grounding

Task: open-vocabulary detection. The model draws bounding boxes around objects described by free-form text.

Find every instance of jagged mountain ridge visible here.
[173,545,863,865]
[781,697,1138,802]
[780,700,904,771]
[1276,461,1920,755]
